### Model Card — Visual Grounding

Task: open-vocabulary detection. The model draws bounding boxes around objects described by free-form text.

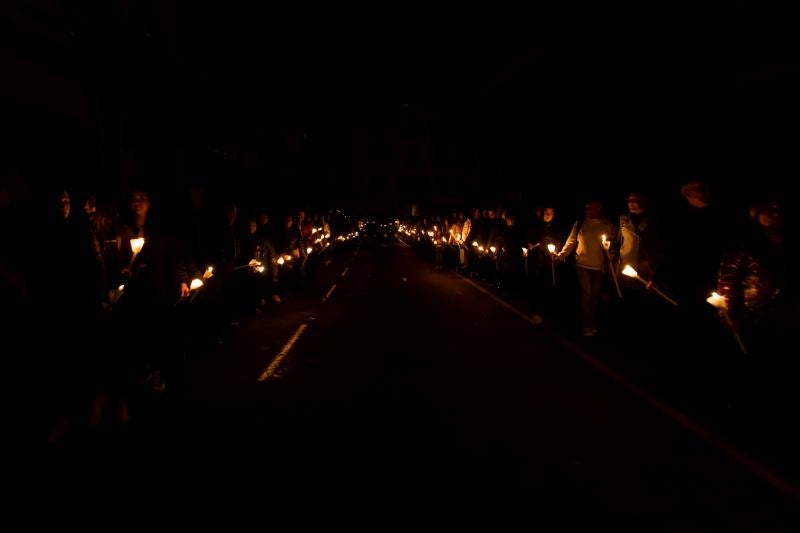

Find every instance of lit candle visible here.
[622,265,677,306]
[707,292,747,353]
[706,292,727,309]
[130,238,144,256]
[128,237,145,270]
[111,284,125,305]
[190,278,204,290]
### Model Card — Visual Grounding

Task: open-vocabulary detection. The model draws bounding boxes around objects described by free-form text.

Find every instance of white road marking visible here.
[457,274,800,503]
[257,324,308,382]
[322,284,337,302]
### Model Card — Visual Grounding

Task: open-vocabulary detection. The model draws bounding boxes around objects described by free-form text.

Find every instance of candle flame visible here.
[547,244,556,254]
[312,228,318,234]
[427,231,434,237]
[706,292,728,309]
[489,246,497,253]
[601,234,607,243]
[118,284,125,292]
[190,278,203,290]
[622,265,638,278]
[277,257,285,265]
[129,238,144,255]
[472,241,478,247]
[478,246,485,252]
[306,247,313,254]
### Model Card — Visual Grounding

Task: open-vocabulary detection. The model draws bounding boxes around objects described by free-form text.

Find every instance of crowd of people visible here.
[0,182,355,443]
[0,176,794,446]
[398,179,794,426]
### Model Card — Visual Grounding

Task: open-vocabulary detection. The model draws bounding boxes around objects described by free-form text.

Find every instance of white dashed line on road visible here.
[257,324,308,382]
[322,284,337,303]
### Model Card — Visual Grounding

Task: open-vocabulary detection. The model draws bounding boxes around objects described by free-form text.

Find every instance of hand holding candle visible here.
[707,292,747,353]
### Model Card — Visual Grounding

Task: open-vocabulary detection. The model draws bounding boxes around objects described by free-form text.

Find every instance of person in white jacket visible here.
[558,199,616,336]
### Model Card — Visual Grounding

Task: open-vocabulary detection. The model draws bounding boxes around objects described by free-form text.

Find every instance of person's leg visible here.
[587,268,603,332]
[576,267,593,334]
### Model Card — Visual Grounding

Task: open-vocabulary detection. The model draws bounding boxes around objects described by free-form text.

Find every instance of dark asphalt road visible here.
[49,237,800,526]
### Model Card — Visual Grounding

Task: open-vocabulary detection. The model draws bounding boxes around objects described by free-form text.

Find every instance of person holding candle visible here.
[116,187,181,393]
[526,206,567,325]
[557,199,616,337]
[716,199,789,357]
[613,192,665,285]
[611,191,668,331]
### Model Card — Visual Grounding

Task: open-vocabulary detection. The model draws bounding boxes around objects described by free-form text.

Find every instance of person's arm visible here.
[610,216,624,256]
[716,247,749,331]
[717,249,746,308]
[461,219,471,243]
[558,221,579,259]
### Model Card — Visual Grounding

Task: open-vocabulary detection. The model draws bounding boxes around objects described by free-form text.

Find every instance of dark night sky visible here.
[2,2,799,214]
